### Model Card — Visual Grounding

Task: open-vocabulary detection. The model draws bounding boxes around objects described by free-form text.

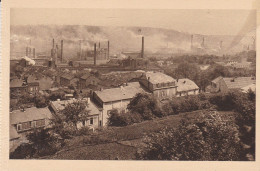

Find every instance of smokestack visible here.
[220,41,223,50]
[94,43,97,65]
[52,38,55,49]
[141,36,144,58]
[33,48,35,58]
[61,40,63,63]
[79,40,82,60]
[26,47,28,56]
[99,42,100,49]
[107,41,110,59]
[201,37,205,47]
[191,35,193,49]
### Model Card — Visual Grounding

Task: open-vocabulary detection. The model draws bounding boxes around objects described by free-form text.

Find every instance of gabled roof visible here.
[145,72,175,84]
[80,73,91,80]
[176,78,199,92]
[223,77,256,89]
[50,98,100,116]
[61,73,74,80]
[94,82,145,103]
[10,107,53,125]
[10,125,20,140]
[212,76,223,84]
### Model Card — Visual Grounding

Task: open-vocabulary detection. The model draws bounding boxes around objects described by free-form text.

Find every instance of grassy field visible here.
[45,110,235,160]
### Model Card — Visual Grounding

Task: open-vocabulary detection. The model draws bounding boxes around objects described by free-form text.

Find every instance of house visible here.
[10,107,53,151]
[139,72,177,99]
[49,98,102,128]
[92,82,146,126]
[207,76,256,93]
[79,73,100,90]
[10,107,53,133]
[10,78,27,95]
[27,82,40,94]
[60,73,78,87]
[176,78,199,97]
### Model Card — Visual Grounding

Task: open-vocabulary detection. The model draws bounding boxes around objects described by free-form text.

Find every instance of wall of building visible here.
[102,99,131,126]
[153,87,177,99]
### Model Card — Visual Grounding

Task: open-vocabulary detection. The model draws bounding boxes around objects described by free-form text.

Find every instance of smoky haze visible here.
[10,25,255,59]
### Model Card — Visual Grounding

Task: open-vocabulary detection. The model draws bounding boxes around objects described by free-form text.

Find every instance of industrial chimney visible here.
[33,48,35,58]
[141,36,144,58]
[99,42,100,49]
[61,40,63,63]
[191,35,193,49]
[107,41,110,60]
[26,47,28,56]
[94,43,97,65]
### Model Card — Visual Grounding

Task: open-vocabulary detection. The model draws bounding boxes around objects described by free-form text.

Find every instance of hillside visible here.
[42,110,235,160]
[11,25,255,59]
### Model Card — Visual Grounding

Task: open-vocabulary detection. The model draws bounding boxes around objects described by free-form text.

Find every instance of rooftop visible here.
[241,83,256,93]
[145,72,175,84]
[10,107,53,125]
[94,82,145,103]
[50,98,100,116]
[212,76,223,84]
[10,79,24,88]
[61,73,75,80]
[223,77,256,89]
[176,78,199,92]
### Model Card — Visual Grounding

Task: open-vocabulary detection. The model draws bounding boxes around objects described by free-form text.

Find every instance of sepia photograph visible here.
[8,8,257,161]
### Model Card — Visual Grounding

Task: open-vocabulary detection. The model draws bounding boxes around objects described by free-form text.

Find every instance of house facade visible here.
[79,74,100,90]
[176,78,199,97]
[49,98,102,128]
[10,107,53,151]
[92,82,145,126]
[139,72,177,99]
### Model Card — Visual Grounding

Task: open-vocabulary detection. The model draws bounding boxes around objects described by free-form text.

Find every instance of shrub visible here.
[10,143,36,159]
[137,111,242,160]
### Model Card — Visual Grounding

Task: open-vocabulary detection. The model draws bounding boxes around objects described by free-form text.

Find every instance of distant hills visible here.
[10,25,256,59]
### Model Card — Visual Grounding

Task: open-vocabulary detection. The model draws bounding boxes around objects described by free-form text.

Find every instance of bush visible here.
[137,111,242,160]
[108,109,143,127]
[10,143,36,159]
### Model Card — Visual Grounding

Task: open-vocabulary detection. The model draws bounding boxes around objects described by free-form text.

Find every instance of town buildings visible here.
[139,72,177,99]
[49,98,102,128]
[10,107,53,151]
[176,78,199,97]
[92,82,146,125]
[207,76,256,93]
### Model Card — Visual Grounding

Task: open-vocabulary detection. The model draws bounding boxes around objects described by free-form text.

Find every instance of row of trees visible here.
[108,90,255,161]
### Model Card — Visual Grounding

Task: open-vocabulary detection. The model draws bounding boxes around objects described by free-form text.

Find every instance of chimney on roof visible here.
[141,36,144,58]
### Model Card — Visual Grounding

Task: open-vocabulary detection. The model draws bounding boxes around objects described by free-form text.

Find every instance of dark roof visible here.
[10,107,53,125]
[94,82,145,103]
[61,73,74,80]
[28,82,40,86]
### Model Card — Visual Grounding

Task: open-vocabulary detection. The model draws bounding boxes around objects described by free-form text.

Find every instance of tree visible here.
[26,128,61,157]
[137,111,242,160]
[61,100,89,129]
[35,95,48,108]
[127,93,160,120]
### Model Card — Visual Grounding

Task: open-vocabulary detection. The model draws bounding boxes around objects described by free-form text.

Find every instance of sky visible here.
[11,9,256,36]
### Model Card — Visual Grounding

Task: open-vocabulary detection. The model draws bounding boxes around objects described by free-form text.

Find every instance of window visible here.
[99,121,102,126]
[31,121,36,128]
[17,124,22,131]
[90,118,94,125]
